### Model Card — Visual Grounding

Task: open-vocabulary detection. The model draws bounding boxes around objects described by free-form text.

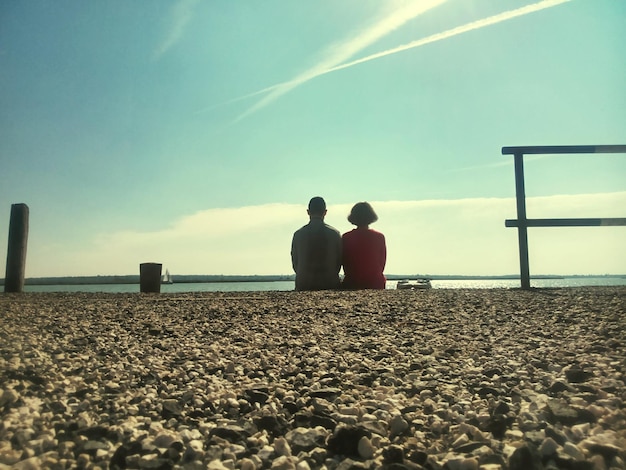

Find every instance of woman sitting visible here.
[342,202,386,290]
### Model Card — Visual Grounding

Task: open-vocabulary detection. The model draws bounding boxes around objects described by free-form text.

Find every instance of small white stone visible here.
[180,428,202,442]
[459,457,478,470]
[258,445,275,461]
[587,455,606,470]
[271,455,296,470]
[338,406,360,416]
[206,460,231,470]
[431,420,446,434]
[390,415,409,435]
[505,430,524,440]
[0,389,19,407]
[296,460,311,470]
[11,456,41,470]
[274,437,292,457]
[153,432,177,447]
[0,449,23,466]
[419,389,433,399]
[358,436,375,459]
[571,423,590,440]
[239,458,257,470]
[472,445,493,458]
[188,439,204,452]
[502,444,518,459]
[452,433,469,448]
[539,437,559,456]
[444,456,464,470]
[563,442,585,461]
[587,404,606,418]
[250,455,264,469]
[226,398,239,408]
[610,455,625,469]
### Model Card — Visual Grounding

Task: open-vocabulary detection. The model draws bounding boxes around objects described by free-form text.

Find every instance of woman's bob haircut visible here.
[348,202,378,226]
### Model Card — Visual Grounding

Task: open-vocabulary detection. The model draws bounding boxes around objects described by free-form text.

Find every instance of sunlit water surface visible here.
[22,277,626,293]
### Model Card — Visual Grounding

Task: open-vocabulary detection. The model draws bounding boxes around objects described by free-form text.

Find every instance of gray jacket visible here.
[291,218,342,291]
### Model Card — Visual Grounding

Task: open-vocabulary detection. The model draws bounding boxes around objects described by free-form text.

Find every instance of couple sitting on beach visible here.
[291,197,386,291]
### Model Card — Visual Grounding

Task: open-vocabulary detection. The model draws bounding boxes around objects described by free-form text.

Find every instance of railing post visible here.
[504,145,625,288]
[4,204,29,293]
[513,154,531,289]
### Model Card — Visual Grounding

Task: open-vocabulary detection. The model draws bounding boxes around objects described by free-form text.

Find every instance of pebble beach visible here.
[1,287,624,470]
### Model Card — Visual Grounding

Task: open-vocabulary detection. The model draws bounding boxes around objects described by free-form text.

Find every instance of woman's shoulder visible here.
[368,228,385,238]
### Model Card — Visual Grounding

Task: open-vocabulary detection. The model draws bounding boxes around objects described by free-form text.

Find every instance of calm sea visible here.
[22,277,626,293]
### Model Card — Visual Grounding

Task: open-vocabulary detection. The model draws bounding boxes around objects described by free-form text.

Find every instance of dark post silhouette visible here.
[4,203,29,293]
[513,153,531,290]
[140,263,162,293]
[502,145,626,289]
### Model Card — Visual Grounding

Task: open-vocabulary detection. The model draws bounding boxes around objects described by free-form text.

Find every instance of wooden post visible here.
[140,263,162,293]
[4,204,29,293]
[513,154,531,289]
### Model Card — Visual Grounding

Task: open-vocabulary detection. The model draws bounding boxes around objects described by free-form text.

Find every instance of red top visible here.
[342,227,386,289]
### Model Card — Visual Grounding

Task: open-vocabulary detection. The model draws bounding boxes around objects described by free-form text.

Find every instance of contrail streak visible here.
[194,87,275,114]
[205,0,571,120]
[231,0,448,122]
[154,0,200,61]
[322,0,572,75]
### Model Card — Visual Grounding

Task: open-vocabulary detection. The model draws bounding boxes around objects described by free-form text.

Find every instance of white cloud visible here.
[23,192,626,277]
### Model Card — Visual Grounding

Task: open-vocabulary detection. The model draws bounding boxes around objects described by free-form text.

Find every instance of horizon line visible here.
[6,273,625,282]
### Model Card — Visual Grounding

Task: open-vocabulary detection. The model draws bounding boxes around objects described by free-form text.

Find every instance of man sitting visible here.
[291,197,342,291]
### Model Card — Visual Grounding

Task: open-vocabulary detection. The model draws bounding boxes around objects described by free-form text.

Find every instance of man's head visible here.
[307,196,327,218]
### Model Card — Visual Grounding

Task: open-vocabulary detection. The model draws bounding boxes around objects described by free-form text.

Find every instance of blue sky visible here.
[1,0,625,277]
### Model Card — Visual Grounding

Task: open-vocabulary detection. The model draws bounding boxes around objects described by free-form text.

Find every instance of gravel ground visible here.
[0,287,624,470]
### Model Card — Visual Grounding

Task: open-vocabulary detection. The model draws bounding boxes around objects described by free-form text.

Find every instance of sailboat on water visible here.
[162,269,174,284]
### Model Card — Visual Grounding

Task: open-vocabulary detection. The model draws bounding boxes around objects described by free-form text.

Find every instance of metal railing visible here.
[502,145,626,289]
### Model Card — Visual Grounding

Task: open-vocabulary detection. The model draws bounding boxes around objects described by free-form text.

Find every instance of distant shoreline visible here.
[2,273,624,286]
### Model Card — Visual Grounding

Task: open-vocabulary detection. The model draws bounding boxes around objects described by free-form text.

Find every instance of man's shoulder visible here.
[294,221,340,238]
[293,223,316,239]
[323,223,341,237]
